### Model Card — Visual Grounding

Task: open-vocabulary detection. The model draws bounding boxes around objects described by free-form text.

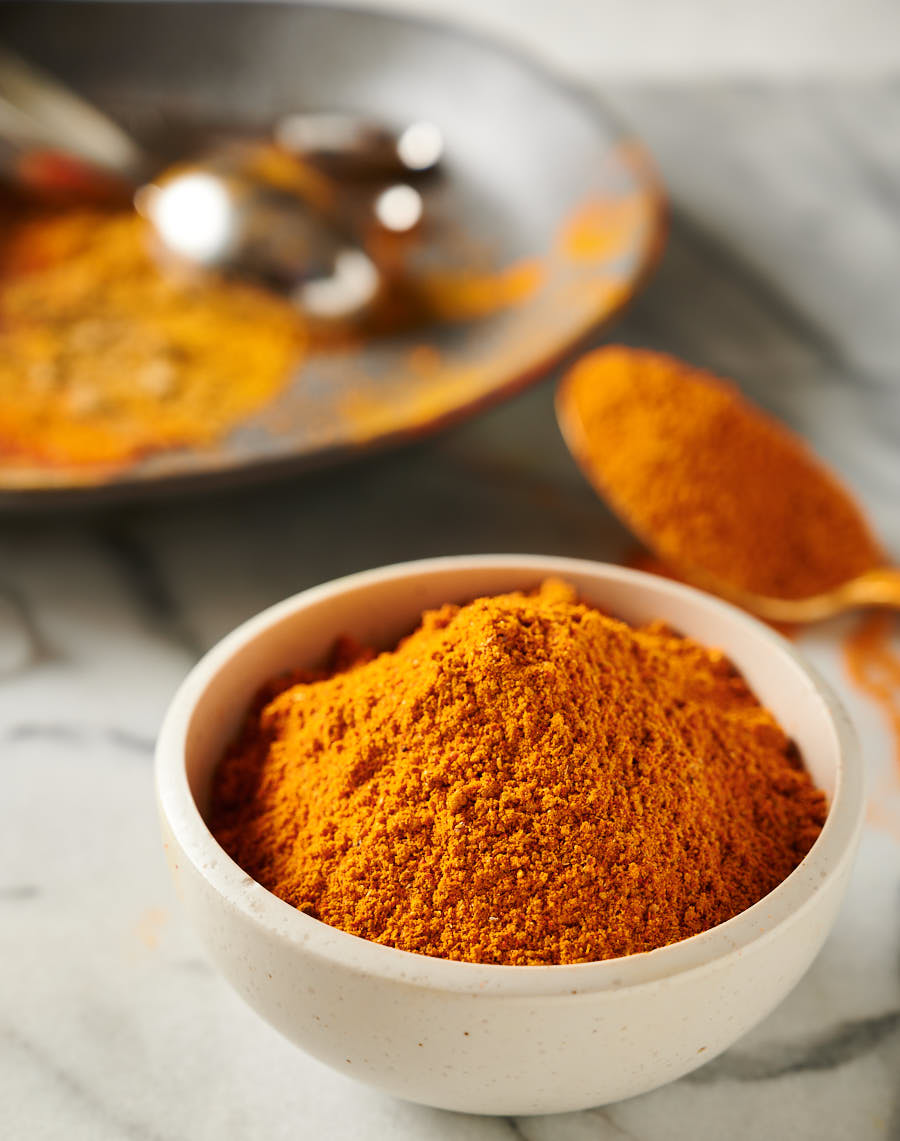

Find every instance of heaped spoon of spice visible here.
[0,45,441,320]
[556,345,898,624]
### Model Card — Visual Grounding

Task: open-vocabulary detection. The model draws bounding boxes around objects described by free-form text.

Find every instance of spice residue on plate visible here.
[209,579,826,966]
[558,346,883,601]
[0,134,663,485]
[0,202,305,468]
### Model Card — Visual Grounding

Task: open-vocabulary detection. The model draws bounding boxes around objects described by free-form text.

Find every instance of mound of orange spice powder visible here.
[558,346,882,601]
[210,580,826,966]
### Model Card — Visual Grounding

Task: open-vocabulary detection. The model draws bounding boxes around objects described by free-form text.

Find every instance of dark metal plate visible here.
[0,1,665,506]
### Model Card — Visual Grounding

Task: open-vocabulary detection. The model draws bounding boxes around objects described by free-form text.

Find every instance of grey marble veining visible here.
[3,84,900,1140]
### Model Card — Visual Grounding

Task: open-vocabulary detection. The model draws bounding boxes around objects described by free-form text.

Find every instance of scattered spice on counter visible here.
[844,611,900,772]
[558,346,883,601]
[210,580,826,966]
[0,203,305,468]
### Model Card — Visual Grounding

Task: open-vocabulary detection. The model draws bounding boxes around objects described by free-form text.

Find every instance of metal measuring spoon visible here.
[134,153,424,320]
[0,46,431,320]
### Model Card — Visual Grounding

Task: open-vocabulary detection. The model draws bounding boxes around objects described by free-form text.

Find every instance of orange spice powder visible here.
[558,346,883,601]
[210,580,826,966]
[844,611,900,773]
[0,203,304,468]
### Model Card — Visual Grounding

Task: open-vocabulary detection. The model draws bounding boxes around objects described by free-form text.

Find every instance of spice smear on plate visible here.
[557,346,882,601]
[0,202,304,468]
[210,580,826,966]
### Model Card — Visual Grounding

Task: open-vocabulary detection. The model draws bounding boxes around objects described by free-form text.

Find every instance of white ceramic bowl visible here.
[155,556,863,1115]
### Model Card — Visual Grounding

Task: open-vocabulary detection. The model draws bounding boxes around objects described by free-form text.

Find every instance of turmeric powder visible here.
[557,346,882,600]
[0,202,303,468]
[844,611,900,773]
[210,580,826,966]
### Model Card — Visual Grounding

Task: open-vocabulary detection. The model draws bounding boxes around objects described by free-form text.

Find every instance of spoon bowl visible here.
[555,348,894,625]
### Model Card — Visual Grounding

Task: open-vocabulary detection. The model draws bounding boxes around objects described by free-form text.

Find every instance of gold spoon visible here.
[555,347,900,625]
[643,563,900,626]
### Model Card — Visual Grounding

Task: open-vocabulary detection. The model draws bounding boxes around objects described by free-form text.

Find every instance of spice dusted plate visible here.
[156,556,863,1115]
[0,1,663,508]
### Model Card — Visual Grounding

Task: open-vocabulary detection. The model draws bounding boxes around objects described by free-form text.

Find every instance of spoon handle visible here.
[0,45,145,190]
[845,567,900,608]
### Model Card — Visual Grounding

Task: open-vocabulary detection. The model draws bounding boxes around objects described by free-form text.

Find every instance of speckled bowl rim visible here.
[155,555,863,998]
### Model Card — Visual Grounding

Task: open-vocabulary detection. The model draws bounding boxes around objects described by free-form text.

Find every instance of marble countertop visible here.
[3,71,900,1141]
[276,0,900,79]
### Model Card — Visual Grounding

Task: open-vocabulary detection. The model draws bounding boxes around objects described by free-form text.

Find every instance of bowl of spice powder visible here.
[155,555,862,1114]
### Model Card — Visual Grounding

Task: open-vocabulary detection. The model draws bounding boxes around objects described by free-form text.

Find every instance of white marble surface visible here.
[3,67,900,1141]
[287,0,900,80]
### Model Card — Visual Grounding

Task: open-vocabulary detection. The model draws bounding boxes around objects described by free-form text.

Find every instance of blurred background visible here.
[319,0,900,78]
[3,2,900,1139]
